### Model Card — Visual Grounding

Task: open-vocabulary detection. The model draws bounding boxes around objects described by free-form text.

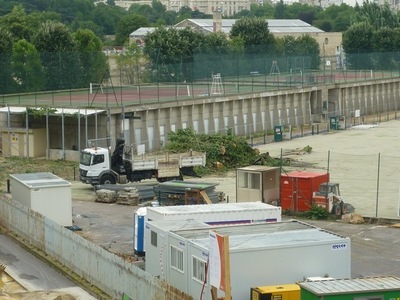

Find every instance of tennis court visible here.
[0,69,397,108]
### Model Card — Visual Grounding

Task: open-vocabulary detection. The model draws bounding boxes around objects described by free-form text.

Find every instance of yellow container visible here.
[251,283,300,300]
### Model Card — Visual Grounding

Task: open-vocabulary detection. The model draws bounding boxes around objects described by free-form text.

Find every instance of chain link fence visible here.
[1,51,400,107]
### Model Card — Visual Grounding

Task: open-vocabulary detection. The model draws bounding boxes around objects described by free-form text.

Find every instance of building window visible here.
[171,246,184,272]
[192,256,207,283]
[151,230,157,247]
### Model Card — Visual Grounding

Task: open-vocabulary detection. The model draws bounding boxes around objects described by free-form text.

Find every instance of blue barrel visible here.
[134,207,147,256]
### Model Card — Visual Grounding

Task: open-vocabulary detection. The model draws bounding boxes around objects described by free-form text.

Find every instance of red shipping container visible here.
[280,171,329,212]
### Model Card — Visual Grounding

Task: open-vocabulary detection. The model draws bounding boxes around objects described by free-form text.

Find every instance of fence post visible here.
[376,153,381,218]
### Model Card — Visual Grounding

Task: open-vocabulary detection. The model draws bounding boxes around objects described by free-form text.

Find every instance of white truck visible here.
[79,139,206,185]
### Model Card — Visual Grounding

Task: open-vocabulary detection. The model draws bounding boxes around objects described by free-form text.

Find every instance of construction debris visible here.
[95,189,117,203]
[94,184,156,205]
[341,213,365,224]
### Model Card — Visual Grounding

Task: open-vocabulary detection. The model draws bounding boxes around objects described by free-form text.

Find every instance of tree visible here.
[115,14,150,46]
[93,3,127,35]
[129,4,157,24]
[144,27,205,81]
[233,3,275,18]
[274,0,286,19]
[293,35,320,69]
[116,43,149,84]
[230,17,275,54]
[276,34,320,69]
[342,22,374,54]
[342,22,374,69]
[34,21,79,90]
[0,28,15,93]
[175,6,192,23]
[0,0,21,16]
[28,11,62,27]
[0,5,34,42]
[314,4,354,32]
[202,32,230,54]
[250,3,274,18]
[74,29,108,86]
[370,27,400,69]
[47,0,95,24]
[12,39,45,92]
[353,1,399,30]
[285,3,322,24]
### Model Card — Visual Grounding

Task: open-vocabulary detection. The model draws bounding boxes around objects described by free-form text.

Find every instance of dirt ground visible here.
[70,119,400,257]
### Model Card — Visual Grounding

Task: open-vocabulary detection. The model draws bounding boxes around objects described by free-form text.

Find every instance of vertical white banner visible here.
[209,230,225,291]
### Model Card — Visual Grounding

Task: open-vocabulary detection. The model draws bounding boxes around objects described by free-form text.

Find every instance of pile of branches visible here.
[163,128,281,174]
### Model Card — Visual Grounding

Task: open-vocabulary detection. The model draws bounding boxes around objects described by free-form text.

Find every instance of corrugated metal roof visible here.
[0,106,104,116]
[299,276,400,294]
[180,19,324,34]
[10,172,71,188]
[172,220,348,250]
[147,202,278,215]
[131,18,324,37]
[129,27,156,37]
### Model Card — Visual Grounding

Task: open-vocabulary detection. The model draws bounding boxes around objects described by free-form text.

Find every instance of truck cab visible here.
[79,147,113,185]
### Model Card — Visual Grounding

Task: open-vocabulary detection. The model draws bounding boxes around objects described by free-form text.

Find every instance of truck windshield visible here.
[80,151,92,166]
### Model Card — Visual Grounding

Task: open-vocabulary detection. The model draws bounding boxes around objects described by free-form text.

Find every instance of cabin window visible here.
[238,171,260,189]
[151,231,157,247]
[171,246,184,272]
[192,256,206,283]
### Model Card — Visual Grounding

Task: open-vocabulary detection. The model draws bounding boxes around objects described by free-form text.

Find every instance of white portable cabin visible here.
[145,219,210,279]
[9,172,72,226]
[146,202,282,224]
[162,220,351,300]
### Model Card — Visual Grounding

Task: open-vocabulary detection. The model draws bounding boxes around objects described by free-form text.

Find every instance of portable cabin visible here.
[236,166,280,204]
[146,202,281,224]
[157,220,351,300]
[145,219,210,279]
[299,276,400,300]
[9,172,72,226]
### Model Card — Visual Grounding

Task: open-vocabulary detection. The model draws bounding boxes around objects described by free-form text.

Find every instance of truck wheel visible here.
[100,175,116,185]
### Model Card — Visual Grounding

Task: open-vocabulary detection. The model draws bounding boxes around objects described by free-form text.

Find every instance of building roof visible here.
[299,276,400,295]
[0,106,104,116]
[10,172,71,189]
[171,220,348,251]
[129,27,156,38]
[130,19,324,38]
[147,218,211,232]
[174,18,324,34]
[147,202,278,216]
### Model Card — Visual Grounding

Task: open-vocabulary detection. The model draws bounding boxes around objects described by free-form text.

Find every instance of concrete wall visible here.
[1,78,399,159]
[109,78,400,154]
[0,195,193,300]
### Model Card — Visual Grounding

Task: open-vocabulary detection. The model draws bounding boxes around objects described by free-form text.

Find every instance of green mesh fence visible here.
[1,50,400,108]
